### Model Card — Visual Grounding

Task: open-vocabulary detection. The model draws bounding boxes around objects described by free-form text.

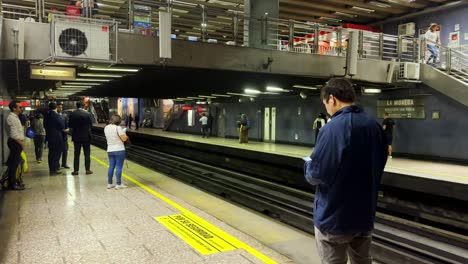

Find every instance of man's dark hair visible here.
[320,78,356,103]
[49,102,57,110]
[9,100,19,111]
[384,112,389,116]
[76,102,83,108]
[57,102,63,106]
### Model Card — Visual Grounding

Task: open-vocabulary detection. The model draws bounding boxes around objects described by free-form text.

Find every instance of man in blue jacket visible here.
[304,78,387,263]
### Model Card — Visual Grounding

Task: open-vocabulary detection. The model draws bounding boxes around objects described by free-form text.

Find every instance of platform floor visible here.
[118,127,468,185]
[0,139,320,264]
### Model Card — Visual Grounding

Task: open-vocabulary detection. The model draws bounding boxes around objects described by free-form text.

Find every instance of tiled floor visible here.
[0,140,320,264]
[116,126,468,185]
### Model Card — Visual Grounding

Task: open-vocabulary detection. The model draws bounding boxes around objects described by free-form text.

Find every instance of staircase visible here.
[421,46,468,107]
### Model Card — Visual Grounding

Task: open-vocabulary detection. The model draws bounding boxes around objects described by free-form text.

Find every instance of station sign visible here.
[30,65,76,81]
[377,98,425,119]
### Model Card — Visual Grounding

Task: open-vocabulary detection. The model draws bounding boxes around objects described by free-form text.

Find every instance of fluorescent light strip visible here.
[334,11,357,18]
[227,92,257,97]
[186,97,203,99]
[350,6,375,13]
[293,85,319,90]
[64,82,101,86]
[88,66,140,72]
[211,94,231,97]
[363,88,381,94]
[60,85,92,89]
[199,95,216,98]
[75,78,111,82]
[368,1,391,8]
[244,88,261,94]
[266,86,290,92]
[77,73,123,78]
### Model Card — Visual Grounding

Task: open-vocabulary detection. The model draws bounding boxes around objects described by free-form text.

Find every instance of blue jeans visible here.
[108,150,125,185]
[427,44,438,63]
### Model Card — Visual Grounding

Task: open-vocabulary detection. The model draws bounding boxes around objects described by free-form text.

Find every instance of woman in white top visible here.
[104,115,129,189]
[424,23,440,64]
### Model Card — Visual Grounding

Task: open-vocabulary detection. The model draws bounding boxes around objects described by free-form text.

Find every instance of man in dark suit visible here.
[44,102,65,175]
[57,102,70,169]
[68,102,93,175]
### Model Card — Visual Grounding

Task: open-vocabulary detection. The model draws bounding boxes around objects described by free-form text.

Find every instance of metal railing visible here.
[1,0,425,63]
[421,40,468,81]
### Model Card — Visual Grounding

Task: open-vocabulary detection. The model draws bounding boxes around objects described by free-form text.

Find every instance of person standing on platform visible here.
[5,101,26,190]
[44,102,65,176]
[33,112,46,163]
[127,114,133,129]
[382,113,396,159]
[69,102,93,176]
[303,78,387,264]
[57,102,70,169]
[239,114,250,144]
[135,114,140,130]
[199,113,209,138]
[313,113,326,143]
[104,115,129,189]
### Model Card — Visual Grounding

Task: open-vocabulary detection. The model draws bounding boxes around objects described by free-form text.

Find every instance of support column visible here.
[244,0,279,49]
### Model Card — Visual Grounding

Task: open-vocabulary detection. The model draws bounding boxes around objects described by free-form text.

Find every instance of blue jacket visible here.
[304,105,387,234]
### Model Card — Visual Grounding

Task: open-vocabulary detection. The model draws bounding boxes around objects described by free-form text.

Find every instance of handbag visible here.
[26,127,35,139]
[116,126,131,149]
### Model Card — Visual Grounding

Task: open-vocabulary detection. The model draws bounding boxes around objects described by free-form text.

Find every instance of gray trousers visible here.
[315,226,373,264]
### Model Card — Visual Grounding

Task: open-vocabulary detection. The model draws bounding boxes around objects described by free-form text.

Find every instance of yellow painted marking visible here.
[156,214,237,255]
[91,155,278,264]
[386,165,468,181]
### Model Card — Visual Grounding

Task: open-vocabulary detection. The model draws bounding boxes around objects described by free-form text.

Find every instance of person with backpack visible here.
[313,113,326,143]
[239,114,250,144]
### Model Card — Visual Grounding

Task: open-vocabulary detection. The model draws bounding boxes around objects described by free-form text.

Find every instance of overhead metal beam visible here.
[280,0,386,19]
[323,0,409,14]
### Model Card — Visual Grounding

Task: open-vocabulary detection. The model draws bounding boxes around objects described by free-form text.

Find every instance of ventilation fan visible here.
[59,28,88,56]
[54,21,110,61]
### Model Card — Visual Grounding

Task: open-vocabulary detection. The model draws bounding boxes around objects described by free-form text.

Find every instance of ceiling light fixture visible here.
[350,6,375,13]
[75,78,111,82]
[87,66,140,72]
[362,88,382,94]
[244,88,261,94]
[64,82,101,86]
[59,85,92,89]
[334,11,357,18]
[77,73,123,78]
[293,85,319,90]
[368,1,391,8]
[266,86,290,92]
[227,92,257,97]
[211,94,231,97]
[199,95,216,98]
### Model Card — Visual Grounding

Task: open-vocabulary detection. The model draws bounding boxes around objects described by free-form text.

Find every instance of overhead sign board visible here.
[134,21,151,28]
[30,65,76,81]
[377,98,425,119]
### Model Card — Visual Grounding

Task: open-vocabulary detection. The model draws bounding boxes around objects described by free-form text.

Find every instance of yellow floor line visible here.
[91,154,278,264]
[386,165,467,181]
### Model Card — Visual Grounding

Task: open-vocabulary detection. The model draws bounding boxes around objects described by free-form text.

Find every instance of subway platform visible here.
[0,139,319,264]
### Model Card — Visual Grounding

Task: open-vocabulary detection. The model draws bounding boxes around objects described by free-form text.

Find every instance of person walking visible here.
[304,78,388,264]
[382,113,396,159]
[424,23,441,65]
[134,114,140,130]
[44,102,65,176]
[33,112,46,163]
[104,115,129,189]
[5,101,26,190]
[127,114,133,129]
[68,102,93,176]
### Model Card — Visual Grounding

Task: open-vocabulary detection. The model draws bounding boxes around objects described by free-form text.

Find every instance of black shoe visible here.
[62,165,71,169]
[71,171,79,176]
[85,170,93,175]
[8,185,25,191]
